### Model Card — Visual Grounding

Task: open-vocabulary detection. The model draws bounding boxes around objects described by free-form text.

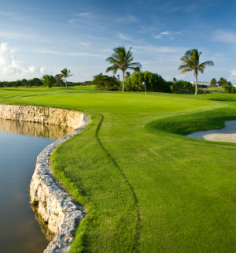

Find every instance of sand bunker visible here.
[187,121,236,143]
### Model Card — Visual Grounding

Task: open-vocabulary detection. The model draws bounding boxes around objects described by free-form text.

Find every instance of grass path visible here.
[2,87,236,252]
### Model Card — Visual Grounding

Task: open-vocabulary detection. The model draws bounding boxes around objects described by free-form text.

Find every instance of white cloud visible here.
[134,45,186,53]
[0,43,46,78]
[118,32,134,41]
[117,15,138,23]
[40,67,47,74]
[229,69,236,81]
[75,13,90,16]
[28,49,104,57]
[0,31,52,43]
[154,31,172,40]
[154,35,162,39]
[161,31,171,35]
[213,30,236,45]
[175,74,185,80]
[74,42,90,48]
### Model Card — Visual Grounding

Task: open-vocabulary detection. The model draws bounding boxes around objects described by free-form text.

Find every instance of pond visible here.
[0,118,72,253]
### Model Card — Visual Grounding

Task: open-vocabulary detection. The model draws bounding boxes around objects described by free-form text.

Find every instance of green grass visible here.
[2,87,236,252]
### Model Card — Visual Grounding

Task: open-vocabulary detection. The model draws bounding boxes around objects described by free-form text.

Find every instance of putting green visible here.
[1,87,236,253]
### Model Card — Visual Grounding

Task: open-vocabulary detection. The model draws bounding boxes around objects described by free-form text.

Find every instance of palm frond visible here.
[198,67,204,74]
[178,65,192,71]
[180,69,192,74]
[105,46,141,78]
[199,61,214,68]
[106,65,119,74]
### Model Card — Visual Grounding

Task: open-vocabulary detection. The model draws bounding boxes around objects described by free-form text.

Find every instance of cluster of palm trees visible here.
[106,47,214,95]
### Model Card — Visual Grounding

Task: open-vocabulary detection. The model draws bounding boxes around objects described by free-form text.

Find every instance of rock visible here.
[0,105,89,253]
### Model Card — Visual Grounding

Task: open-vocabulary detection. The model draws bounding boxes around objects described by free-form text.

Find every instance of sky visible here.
[0,0,236,83]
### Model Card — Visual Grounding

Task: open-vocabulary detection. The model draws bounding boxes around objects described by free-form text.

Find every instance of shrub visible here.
[22,79,30,88]
[224,86,236,94]
[91,73,120,90]
[41,75,56,88]
[125,71,171,93]
[172,80,195,94]
[30,78,43,87]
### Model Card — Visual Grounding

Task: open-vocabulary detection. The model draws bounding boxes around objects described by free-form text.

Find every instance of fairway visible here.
[2,87,236,253]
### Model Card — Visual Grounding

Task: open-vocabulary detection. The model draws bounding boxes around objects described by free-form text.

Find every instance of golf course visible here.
[1,86,236,253]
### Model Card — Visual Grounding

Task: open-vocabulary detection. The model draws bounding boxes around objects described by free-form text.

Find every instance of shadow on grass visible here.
[145,105,236,138]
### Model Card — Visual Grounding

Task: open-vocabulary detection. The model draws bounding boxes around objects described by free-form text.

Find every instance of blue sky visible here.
[0,0,236,83]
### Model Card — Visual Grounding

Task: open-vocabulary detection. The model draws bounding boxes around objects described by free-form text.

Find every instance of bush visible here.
[224,86,236,94]
[30,78,43,87]
[172,80,195,94]
[91,73,120,90]
[41,75,56,88]
[21,79,30,88]
[125,71,171,93]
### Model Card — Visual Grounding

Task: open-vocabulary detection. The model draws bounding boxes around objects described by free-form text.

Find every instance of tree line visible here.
[93,47,214,95]
[90,47,215,95]
[0,68,75,88]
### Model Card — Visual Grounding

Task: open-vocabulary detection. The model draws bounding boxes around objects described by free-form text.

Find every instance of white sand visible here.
[187,121,236,143]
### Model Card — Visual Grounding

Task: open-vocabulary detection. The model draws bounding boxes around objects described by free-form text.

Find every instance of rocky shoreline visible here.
[0,105,89,253]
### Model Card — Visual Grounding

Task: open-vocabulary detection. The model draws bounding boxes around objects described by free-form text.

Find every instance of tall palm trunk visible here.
[195,70,198,95]
[66,78,67,88]
[122,71,125,92]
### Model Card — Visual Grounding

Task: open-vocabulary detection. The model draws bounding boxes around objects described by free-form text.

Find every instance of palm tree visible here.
[59,68,72,88]
[178,49,214,95]
[173,77,177,83]
[106,47,141,92]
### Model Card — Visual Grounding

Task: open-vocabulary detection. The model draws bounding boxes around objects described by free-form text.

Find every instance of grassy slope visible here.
[1,87,236,252]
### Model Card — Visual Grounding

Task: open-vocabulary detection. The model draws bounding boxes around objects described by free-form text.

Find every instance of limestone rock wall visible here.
[0,104,89,253]
[0,104,86,129]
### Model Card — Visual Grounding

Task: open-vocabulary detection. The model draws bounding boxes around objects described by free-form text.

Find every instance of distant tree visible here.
[91,73,120,90]
[41,75,56,88]
[59,68,72,88]
[12,80,21,88]
[22,79,30,88]
[173,77,177,83]
[178,49,214,95]
[3,81,8,87]
[218,77,229,87]
[210,78,217,87]
[30,78,43,87]
[106,46,142,92]
[55,74,65,87]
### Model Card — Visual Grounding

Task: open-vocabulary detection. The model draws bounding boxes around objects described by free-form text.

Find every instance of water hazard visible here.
[0,119,72,253]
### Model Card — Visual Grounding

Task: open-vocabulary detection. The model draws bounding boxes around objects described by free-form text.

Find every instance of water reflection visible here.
[31,205,55,241]
[0,118,73,139]
[0,118,72,253]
